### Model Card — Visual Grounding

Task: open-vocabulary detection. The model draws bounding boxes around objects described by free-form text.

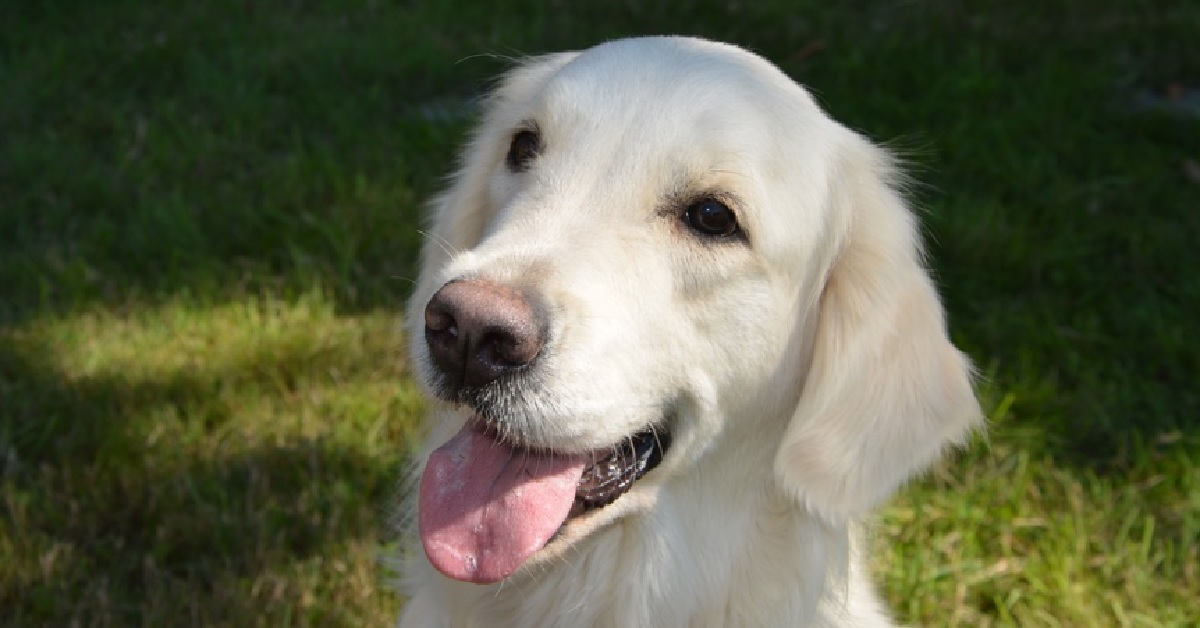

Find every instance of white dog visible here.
[397,36,981,627]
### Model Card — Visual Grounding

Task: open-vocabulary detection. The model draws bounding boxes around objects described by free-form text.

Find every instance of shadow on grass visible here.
[0,331,407,626]
[0,0,479,328]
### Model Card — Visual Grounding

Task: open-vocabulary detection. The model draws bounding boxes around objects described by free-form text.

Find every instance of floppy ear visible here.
[774,139,982,519]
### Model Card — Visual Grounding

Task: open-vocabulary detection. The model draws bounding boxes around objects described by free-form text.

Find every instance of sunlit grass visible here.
[1,296,417,625]
[875,435,1199,626]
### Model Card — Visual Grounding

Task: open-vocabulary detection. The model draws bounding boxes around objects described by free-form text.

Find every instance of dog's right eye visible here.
[506,129,541,172]
[683,199,740,238]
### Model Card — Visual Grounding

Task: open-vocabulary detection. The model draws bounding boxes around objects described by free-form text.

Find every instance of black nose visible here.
[424,279,546,389]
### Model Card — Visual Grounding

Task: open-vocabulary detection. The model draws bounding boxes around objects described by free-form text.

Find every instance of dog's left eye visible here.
[684,199,740,237]
[506,129,541,172]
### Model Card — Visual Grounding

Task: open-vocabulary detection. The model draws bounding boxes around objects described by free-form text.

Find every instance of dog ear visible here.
[774,139,982,519]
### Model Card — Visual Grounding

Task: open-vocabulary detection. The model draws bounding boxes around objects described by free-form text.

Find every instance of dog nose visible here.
[424,279,546,388]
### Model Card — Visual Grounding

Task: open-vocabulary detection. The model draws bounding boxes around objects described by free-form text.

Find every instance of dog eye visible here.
[506,129,540,172]
[683,199,740,237]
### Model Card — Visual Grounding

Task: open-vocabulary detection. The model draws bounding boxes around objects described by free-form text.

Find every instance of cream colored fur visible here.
[397,36,981,628]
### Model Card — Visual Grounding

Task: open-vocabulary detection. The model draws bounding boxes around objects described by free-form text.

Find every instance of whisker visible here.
[417,228,460,259]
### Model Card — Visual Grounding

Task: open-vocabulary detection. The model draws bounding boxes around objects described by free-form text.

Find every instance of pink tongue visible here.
[418,423,588,584]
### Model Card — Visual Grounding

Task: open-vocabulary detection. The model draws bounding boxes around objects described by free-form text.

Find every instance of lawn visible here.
[1,1,1197,626]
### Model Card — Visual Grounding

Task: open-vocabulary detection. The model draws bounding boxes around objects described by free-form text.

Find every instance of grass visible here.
[1,0,1197,625]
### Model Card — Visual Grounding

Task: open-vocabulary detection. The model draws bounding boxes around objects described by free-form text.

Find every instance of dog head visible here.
[406,36,980,584]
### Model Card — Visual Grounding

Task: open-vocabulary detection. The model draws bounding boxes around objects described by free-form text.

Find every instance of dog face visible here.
[406,37,980,586]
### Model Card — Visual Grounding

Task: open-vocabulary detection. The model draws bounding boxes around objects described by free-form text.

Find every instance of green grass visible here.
[1,1,1197,625]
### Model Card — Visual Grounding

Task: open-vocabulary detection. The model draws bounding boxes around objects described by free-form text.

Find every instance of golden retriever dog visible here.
[397,36,981,627]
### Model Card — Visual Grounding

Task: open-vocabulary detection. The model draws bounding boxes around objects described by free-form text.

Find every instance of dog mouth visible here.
[569,427,669,517]
[417,419,670,585]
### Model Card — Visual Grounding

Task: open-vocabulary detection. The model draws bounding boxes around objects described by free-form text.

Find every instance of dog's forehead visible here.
[513,39,839,250]
[540,39,807,135]
[518,38,841,188]
[473,38,849,272]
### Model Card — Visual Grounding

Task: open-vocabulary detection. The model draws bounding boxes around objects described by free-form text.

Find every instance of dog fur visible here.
[396,36,981,628]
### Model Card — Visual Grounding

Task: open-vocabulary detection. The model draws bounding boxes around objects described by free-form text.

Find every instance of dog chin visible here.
[532,483,663,563]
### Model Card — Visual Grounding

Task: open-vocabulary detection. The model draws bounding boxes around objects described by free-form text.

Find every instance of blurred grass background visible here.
[1,1,1197,626]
